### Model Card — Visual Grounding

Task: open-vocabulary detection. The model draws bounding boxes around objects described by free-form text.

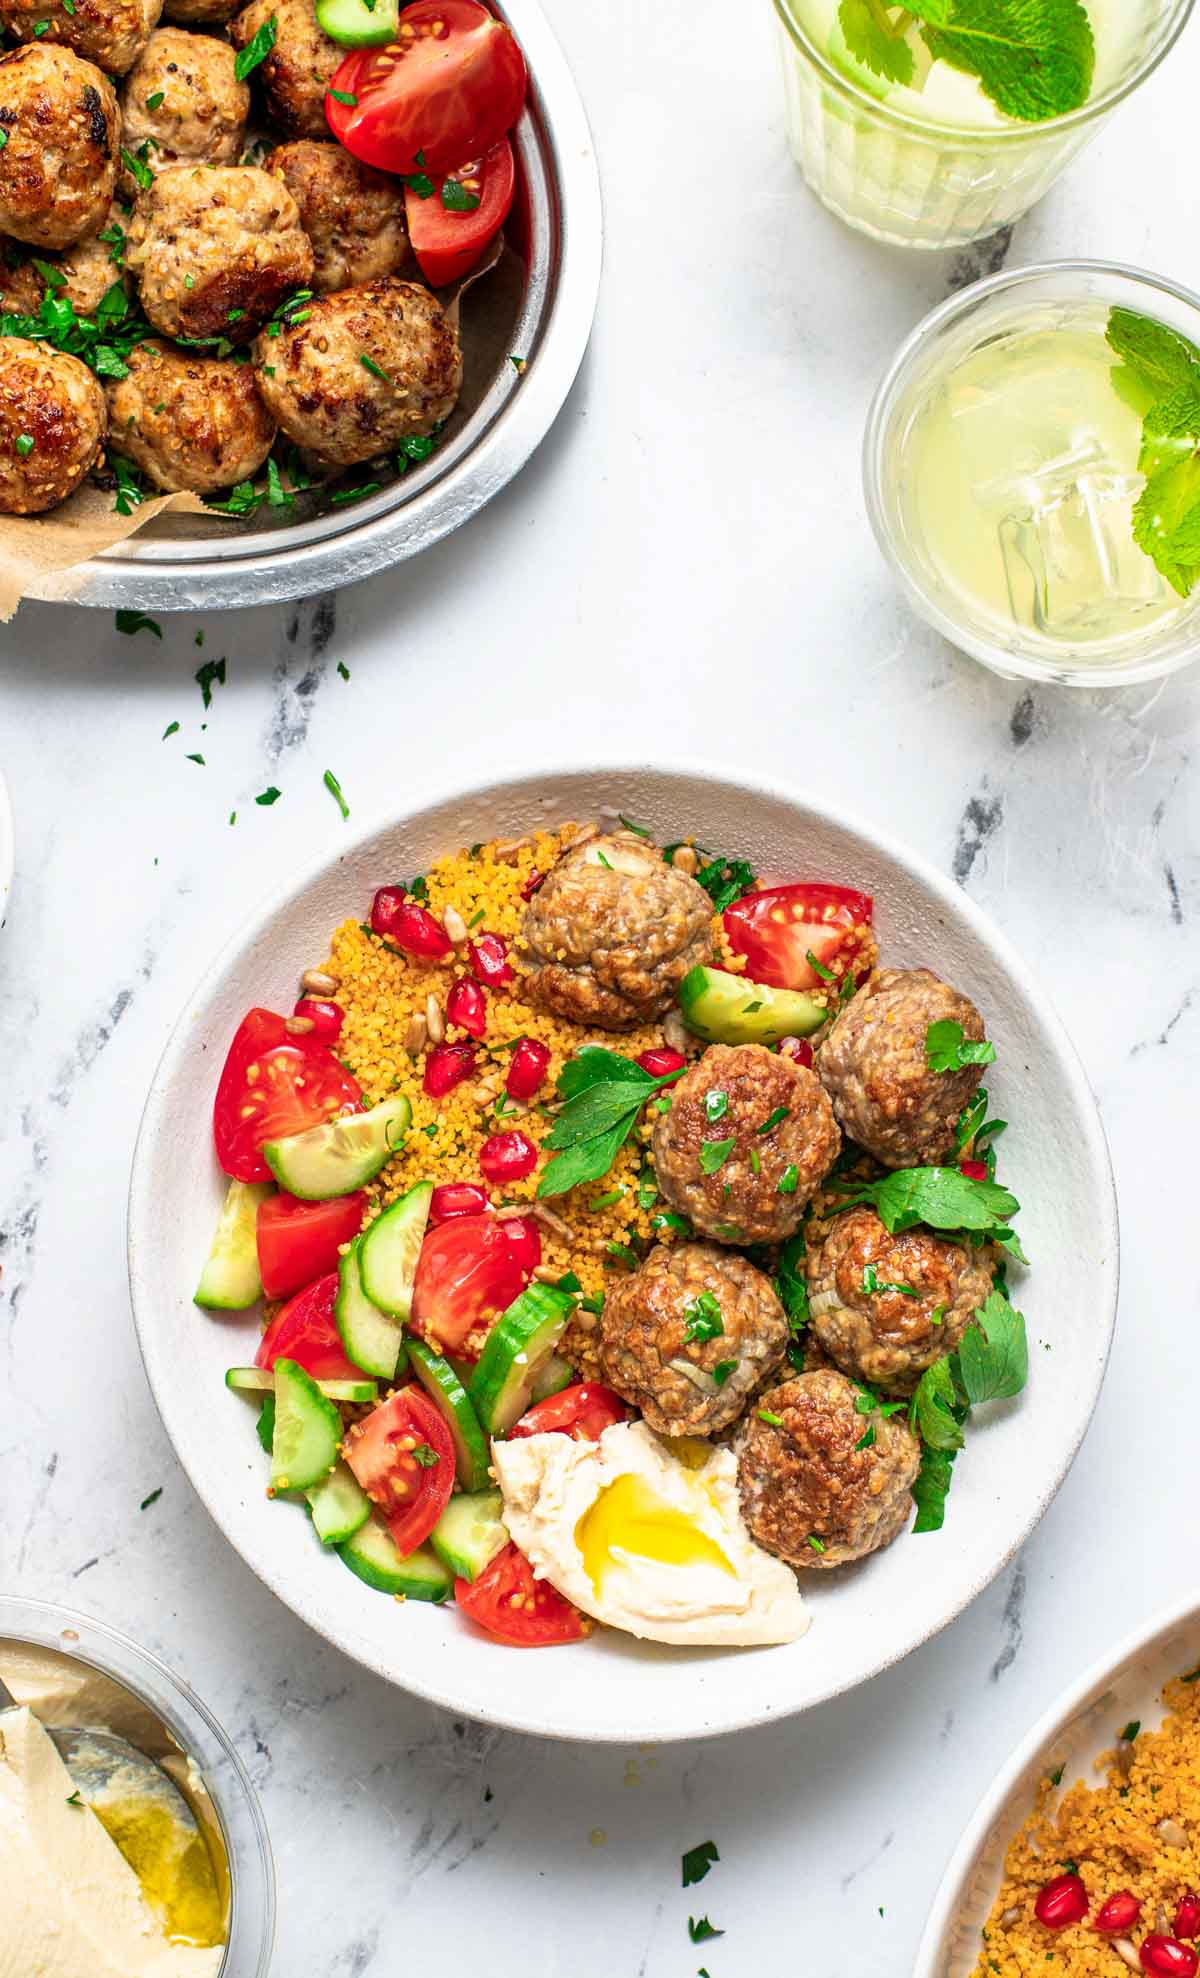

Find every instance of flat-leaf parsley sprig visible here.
[834,1163,1028,1265]
[909,1284,1028,1531]
[537,1047,686,1199]
[837,0,1095,124]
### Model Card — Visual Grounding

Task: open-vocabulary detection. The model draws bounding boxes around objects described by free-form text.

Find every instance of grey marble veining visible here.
[2,1,1199,1971]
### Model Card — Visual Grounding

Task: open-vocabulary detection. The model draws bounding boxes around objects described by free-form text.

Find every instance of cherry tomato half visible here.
[409,1211,539,1356]
[455,1542,585,1646]
[213,1008,362,1182]
[723,882,874,993]
[406,137,514,287]
[255,1272,363,1382]
[343,1386,454,1555]
[256,1190,367,1301]
[326,0,526,177]
[510,1383,628,1443]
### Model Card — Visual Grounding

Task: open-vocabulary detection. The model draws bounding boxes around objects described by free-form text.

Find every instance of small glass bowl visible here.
[0,1597,274,1978]
[862,259,1200,687]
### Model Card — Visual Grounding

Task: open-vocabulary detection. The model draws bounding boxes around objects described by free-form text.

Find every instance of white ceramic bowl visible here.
[128,764,1119,1743]
[916,1594,1200,1976]
[0,769,13,934]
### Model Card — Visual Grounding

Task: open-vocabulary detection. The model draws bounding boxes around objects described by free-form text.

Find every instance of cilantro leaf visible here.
[957,1286,1028,1403]
[682,1840,720,1887]
[838,0,916,81]
[925,1019,996,1073]
[916,0,1094,124]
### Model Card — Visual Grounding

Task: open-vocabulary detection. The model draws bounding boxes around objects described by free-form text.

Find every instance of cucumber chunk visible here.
[468,1284,575,1436]
[194,1179,273,1310]
[335,1238,404,1382]
[306,1461,370,1545]
[530,1351,575,1403]
[407,1339,490,1492]
[358,1179,432,1318]
[315,0,398,46]
[270,1358,341,1492]
[431,1490,507,1582]
[338,1516,452,1601]
[225,1366,378,1404]
[677,965,825,1046]
[263,1095,412,1201]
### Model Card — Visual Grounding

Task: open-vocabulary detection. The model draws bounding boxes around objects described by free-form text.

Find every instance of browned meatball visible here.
[119,29,249,189]
[1,209,127,316]
[105,340,275,492]
[0,337,107,512]
[520,832,714,1031]
[126,165,314,343]
[163,0,238,24]
[229,0,341,137]
[806,1204,994,1394]
[0,0,161,74]
[0,46,119,250]
[817,967,990,1169]
[735,1370,919,1569]
[252,277,459,468]
[600,1243,788,1437]
[652,1043,839,1245]
[266,141,411,294]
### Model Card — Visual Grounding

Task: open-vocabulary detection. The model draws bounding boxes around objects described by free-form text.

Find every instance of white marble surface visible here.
[2,2,1200,1971]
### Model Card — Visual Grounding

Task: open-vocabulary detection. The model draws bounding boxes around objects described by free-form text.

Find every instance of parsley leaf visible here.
[956,1286,1028,1403]
[538,1050,684,1199]
[688,1918,724,1944]
[256,786,281,806]
[195,655,226,707]
[699,1137,735,1175]
[695,855,756,914]
[442,175,481,212]
[234,12,276,79]
[838,1165,1026,1263]
[139,1486,162,1509]
[925,1019,997,1073]
[115,608,161,637]
[323,767,350,820]
[712,1359,738,1386]
[411,1442,440,1467]
[908,1283,1028,1531]
[683,1292,724,1344]
[682,1840,720,1887]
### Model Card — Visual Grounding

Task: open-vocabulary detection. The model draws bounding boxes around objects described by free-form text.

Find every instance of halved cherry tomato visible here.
[213,1008,362,1182]
[510,1383,627,1443]
[343,1386,454,1555]
[326,0,526,177]
[255,1272,363,1382]
[406,137,515,287]
[409,1211,539,1356]
[256,1191,366,1301]
[455,1542,585,1646]
[723,883,874,993]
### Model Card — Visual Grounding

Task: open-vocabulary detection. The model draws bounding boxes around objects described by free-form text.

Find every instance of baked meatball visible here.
[229,0,341,137]
[119,30,249,190]
[126,165,314,343]
[105,339,275,492]
[0,0,161,74]
[520,832,714,1031]
[806,1204,994,1395]
[266,141,410,294]
[1,210,127,316]
[253,277,459,467]
[600,1243,788,1438]
[0,45,120,250]
[162,0,238,25]
[817,967,990,1169]
[653,1043,840,1245]
[735,1370,920,1569]
[0,337,107,513]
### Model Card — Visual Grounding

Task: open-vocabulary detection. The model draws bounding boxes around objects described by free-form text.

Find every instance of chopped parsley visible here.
[704,1089,729,1123]
[681,1840,720,1887]
[185,752,205,765]
[195,655,226,707]
[162,721,179,739]
[688,1918,724,1945]
[618,814,650,837]
[323,768,350,820]
[777,1164,799,1195]
[328,87,358,105]
[139,1486,162,1509]
[66,1790,83,1806]
[234,12,276,80]
[926,1019,997,1074]
[441,175,481,212]
[337,660,350,680]
[699,1136,735,1175]
[805,948,836,983]
[682,1291,723,1344]
[757,1408,784,1427]
[411,1443,440,1468]
[757,1105,789,1134]
[712,1359,738,1386]
[1120,1720,1140,1742]
[145,89,164,109]
[14,432,34,458]
[861,1264,919,1297]
[808,1535,826,1553]
[256,786,281,806]
[359,351,390,382]
[538,1048,686,1199]
[694,855,756,914]
[121,145,155,191]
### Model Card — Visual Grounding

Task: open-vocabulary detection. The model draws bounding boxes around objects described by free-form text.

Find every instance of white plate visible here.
[0,769,13,934]
[916,1594,1200,1976]
[128,763,1119,1743]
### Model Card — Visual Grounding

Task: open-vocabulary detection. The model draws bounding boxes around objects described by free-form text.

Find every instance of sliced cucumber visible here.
[335,1238,404,1382]
[358,1179,432,1319]
[338,1516,453,1601]
[406,1338,490,1492]
[256,1395,275,1454]
[467,1284,575,1436]
[677,965,825,1046]
[306,1461,370,1545]
[530,1351,575,1403]
[270,1358,341,1492]
[431,1490,507,1582]
[262,1095,412,1201]
[225,1365,378,1404]
[194,1179,273,1310]
[315,0,398,46]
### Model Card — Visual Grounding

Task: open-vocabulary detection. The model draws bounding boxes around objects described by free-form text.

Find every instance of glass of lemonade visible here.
[773,0,1194,249]
[863,262,1200,686]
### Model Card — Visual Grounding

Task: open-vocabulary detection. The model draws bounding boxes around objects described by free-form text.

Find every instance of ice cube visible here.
[999,470,1168,639]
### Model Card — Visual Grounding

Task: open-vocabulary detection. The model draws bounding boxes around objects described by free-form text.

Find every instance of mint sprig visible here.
[1106,308,1200,601]
[837,0,1094,124]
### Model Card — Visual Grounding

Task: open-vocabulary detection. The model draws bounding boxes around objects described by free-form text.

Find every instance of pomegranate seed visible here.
[1094,1893,1142,1935]
[429,1182,491,1225]
[778,1036,814,1068]
[506,1037,551,1100]
[292,997,344,1042]
[960,1157,989,1182]
[520,868,545,901]
[446,976,487,1038]
[636,1046,687,1079]
[423,1041,476,1097]
[498,1214,540,1275]
[468,932,513,987]
[1176,1897,1200,1942]
[479,1129,538,1184]
[1035,1874,1089,1930]
[383,900,453,960]
[369,884,407,938]
[1141,1937,1200,1976]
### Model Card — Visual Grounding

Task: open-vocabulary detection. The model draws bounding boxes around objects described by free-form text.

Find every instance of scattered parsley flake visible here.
[140,1486,162,1509]
[121,145,155,191]
[757,1105,789,1134]
[185,752,205,765]
[66,1789,83,1806]
[806,947,836,983]
[688,1917,724,1945]
[411,1442,440,1468]
[195,654,226,707]
[328,87,357,105]
[116,608,161,637]
[145,89,164,108]
[682,1841,720,1887]
[234,12,276,79]
[359,350,390,382]
[758,1408,784,1427]
[699,1136,735,1176]
[682,1291,723,1344]
[926,1019,997,1073]
[704,1090,729,1123]
[14,432,34,458]
[323,767,350,820]
[255,786,281,806]
[337,660,350,680]
[161,720,179,739]
[712,1359,738,1386]
[777,1164,800,1195]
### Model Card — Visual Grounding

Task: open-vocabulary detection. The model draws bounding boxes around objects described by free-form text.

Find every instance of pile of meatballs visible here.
[0,0,462,515]
[518,828,998,1575]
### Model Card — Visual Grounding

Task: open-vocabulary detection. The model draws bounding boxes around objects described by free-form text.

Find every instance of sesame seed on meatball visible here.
[266,141,411,295]
[125,164,314,344]
[817,967,990,1170]
[0,337,107,513]
[105,339,276,493]
[0,45,120,251]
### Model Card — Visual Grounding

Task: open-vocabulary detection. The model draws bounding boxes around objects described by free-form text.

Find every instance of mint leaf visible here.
[1136,378,1200,479]
[838,0,915,81]
[1106,307,1200,403]
[957,1287,1027,1403]
[1133,453,1200,600]
[916,0,1094,123]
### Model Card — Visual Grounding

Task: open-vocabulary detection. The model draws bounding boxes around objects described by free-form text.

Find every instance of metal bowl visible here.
[31,0,601,612]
